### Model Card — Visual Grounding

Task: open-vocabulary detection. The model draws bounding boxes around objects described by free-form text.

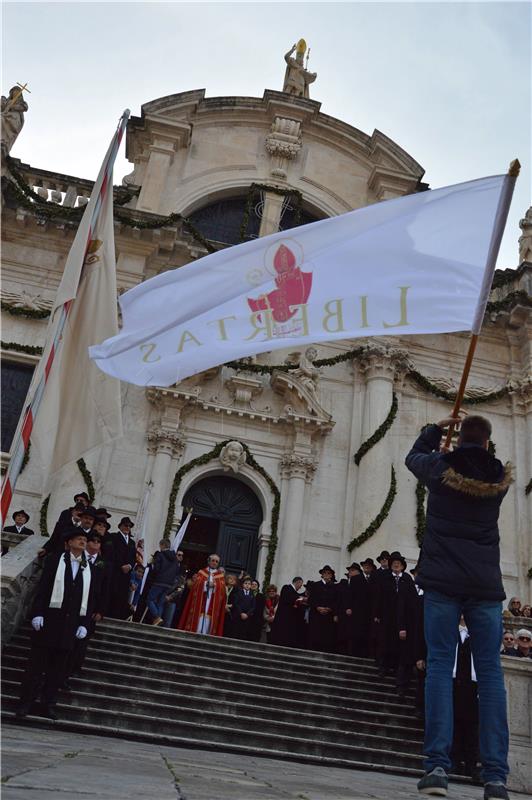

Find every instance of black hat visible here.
[87,532,103,543]
[73,502,86,513]
[118,517,134,528]
[376,550,391,563]
[345,562,361,572]
[360,557,375,568]
[79,506,97,520]
[319,564,335,575]
[73,491,90,503]
[93,518,110,531]
[63,527,89,543]
[389,551,408,571]
[95,507,111,519]
[12,509,30,523]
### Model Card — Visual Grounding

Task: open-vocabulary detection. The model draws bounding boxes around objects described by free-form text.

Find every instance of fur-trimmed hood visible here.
[440,446,513,497]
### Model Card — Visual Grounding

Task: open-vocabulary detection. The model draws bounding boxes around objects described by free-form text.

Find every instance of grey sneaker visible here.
[417,767,448,796]
[484,784,509,800]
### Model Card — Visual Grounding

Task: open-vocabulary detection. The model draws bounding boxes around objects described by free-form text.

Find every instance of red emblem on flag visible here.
[247,243,313,323]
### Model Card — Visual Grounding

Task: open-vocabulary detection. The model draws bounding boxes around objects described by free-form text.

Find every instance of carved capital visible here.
[225,374,264,407]
[146,427,185,458]
[356,340,411,382]
[507,376,532,411]
[280,452,318,482]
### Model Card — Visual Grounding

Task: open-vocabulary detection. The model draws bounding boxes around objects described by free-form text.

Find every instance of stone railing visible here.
[16,162,94,208]
[502,655,532,793]
[1,530,29,555]
[501,616,532,636]
[1,536,43,645]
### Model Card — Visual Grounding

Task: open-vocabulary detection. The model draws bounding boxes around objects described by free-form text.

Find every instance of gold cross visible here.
[4,82,31,111]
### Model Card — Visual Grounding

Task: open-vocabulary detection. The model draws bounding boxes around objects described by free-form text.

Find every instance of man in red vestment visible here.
[177,554,226,636]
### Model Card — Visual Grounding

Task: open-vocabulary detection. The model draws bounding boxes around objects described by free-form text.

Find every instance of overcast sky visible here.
[3,1,530,269]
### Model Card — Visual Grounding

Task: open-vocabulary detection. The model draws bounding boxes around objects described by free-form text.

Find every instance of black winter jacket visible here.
[405,424,512,601]
[151,549,181,588]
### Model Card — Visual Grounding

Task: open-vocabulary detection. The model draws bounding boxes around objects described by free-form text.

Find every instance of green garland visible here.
[408,369,509,405]
[526,479,532,496]
[164,439,280,587]
[77,458,95,504]
[527,567,532,579]
[415,481,427,546]
[3,158,216,254]
[1,340,44,355]
[354,392,398,465]
[239,182,303,243]
[1,301,50,320]
[20,441,30,475]
[347,465,397,552]
[40,494,50,537]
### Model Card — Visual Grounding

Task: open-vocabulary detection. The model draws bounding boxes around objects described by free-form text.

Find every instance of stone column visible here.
[508,379,532,601]
[143,428,185,557]
[502,656,532,793]
[136,137,177,214]
[351,341,409,557]
[276,452,317,586]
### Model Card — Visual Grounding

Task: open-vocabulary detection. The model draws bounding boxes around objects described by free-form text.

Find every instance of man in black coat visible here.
[336,563,361,655]
[350,567,372,657]
[146,540,181,626]
[2,509,34,555]
[307,565,338,653]
[231,576,256,640]
[17,529,93,719]
[406,415,512,799]
[270,577,306,648]
[451,619,480,781]
[39,502,86,557]
[104,516,136,619]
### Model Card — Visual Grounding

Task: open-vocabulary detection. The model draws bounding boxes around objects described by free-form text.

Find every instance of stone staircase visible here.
[2,619,426,776]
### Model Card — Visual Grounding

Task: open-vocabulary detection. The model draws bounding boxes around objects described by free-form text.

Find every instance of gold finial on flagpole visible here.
[508,159,521,177]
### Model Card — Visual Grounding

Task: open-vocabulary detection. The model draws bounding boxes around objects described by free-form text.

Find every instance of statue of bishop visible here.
[283,39,317,99]
[1,86,28,158]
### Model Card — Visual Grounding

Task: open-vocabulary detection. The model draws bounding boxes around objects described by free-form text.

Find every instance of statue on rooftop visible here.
[283,39,317,99]
[1,86,28,158]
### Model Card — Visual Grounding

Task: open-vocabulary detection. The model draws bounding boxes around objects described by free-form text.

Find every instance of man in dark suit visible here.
[231,576,256,640]
[104,516,136,619]
[16,529,92,719]
[336,563,361,655]
[39,501,85,557]
[307,565,338,653]
[2,509,34,555]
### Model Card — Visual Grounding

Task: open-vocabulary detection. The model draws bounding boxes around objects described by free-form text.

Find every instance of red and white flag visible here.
[1,112,129,521]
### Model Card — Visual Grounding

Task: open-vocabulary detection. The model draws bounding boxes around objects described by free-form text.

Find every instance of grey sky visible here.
[3,1,530,269]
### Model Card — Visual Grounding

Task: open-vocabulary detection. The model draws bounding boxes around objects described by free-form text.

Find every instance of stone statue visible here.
[292,346,320,395]
[518,207,532,264]
[219,440,247,473]
[1,86,28,158]
[283,39,317,99]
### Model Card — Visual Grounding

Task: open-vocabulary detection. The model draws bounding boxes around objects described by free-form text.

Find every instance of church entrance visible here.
[181,475,263,578]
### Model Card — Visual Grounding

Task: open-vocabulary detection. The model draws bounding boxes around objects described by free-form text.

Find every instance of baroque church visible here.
[2,44,531,596]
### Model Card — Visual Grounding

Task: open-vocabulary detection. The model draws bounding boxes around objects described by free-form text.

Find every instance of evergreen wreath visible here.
[347,465,397,552]
[164,440,280,587]
[1,301,50,320]
[354,392,398,465]
[525,478,532,496]
[39,494,50,537]
[1,340,44,356]
[77,458,95,504]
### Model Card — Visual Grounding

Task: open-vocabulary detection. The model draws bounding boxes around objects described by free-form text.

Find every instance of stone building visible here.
[1,63,531,597]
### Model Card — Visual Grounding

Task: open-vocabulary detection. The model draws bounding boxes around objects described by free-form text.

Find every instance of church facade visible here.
[2,71,531,596]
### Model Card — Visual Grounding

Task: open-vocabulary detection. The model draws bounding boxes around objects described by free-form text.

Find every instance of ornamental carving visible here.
[356,340,411,382]
[265,115,302,179]
[146,427,185,458]
[280,452,318,482]
[219,440,247,473]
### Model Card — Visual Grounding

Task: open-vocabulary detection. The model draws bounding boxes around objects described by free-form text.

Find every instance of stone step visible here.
[1,688,423,771]
[9,631,405,693]
[3,645,415,709]
[2,663,421,729]
[4,618,428,777]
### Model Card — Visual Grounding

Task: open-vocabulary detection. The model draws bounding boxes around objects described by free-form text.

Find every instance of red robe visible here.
[177,568,226,637]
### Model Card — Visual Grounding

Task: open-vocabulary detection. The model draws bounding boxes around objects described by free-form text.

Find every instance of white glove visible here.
[31,616,44,631]
[75,626,87,639]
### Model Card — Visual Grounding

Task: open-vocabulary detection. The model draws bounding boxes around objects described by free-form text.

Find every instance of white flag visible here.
[89,174,510,387]
[171,512,192,552]
[31,134,123,489]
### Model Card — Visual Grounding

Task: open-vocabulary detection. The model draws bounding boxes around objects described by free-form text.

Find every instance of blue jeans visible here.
[147,585,168,620]
[424,590,508,783]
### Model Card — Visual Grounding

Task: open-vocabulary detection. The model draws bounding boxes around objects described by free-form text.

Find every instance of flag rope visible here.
[0,111,130,525]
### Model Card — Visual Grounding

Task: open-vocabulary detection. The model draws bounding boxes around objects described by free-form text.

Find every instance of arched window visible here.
[188,193,322,246]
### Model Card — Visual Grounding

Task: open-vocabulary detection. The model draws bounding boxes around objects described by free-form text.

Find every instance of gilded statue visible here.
[283,39,317,99]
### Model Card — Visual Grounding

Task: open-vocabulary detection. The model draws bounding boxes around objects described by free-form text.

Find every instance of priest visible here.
[177,553,226,636]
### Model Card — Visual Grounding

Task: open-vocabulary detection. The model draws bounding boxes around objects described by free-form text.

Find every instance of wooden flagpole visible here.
[443,158,521,449]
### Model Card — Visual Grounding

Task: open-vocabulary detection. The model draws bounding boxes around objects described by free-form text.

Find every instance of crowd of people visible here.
[5,413,530,800]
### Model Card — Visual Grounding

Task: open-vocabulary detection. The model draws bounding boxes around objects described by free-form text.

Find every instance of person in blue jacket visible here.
[405,414,513,800]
